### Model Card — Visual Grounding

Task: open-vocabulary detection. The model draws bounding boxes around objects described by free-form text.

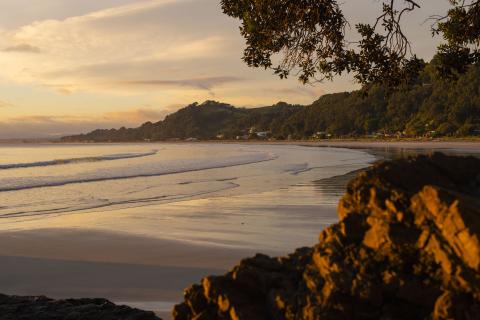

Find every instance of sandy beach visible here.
[1,141,479,318]
[0,197,338,317]
[0,172,342,318]
[301,140,480,151]
[0,229,257,317]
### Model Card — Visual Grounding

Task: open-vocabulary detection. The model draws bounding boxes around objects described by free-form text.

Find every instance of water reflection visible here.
[312,146,480,205]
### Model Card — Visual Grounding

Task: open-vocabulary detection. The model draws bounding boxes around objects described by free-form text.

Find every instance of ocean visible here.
[0,143,375,251]
[1,142,478,317]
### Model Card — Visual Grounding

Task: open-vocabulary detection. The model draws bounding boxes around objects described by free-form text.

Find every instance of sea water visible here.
[0,143,375,221]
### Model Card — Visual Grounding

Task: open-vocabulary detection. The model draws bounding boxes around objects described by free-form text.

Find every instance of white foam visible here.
[0,151,277,192]
[0,150,158,170]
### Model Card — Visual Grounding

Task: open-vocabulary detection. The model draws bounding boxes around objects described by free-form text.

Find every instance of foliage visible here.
[433,1,480,77]
[221,0,347,84]
[62,64,480,142]
[220,0,480,87]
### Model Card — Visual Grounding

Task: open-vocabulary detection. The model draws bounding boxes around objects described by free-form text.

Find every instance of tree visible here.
[221,0,480,87]
[434,1,480,77]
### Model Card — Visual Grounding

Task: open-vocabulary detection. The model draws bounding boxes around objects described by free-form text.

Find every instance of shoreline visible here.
[2,137,480,143]
[1,143,478,319]
[0,229,263,318]
[2,139,480,148]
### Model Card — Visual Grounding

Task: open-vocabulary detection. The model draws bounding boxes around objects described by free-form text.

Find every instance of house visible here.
[312,131,327,139]
[256,131,269,139]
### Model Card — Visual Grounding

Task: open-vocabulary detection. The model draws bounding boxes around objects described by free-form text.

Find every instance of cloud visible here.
[36,75,243,97]
[0,0,338,125]
[150,36,226,61]
[0,106,178,139]
[0,100,14,108]
[3,43,41,53]
[119,76,244,91]
[83,0,184,20]
[0,0,236,96]
[270,86,325,99]
[102,107,177,123]
[40,83,77,95]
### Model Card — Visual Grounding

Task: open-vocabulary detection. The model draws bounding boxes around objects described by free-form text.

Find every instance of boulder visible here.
[173,153,480,320]
[0,294,161,320]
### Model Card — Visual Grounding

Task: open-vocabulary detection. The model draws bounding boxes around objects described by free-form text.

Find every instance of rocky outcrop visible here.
[173,153,480,320]
[0,294,161,320]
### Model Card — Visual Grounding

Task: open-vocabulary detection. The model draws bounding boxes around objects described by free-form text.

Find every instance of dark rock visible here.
[0,294,161,320]
[173,153,480,320]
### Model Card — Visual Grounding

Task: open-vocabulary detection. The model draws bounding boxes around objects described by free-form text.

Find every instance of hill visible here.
[62,101,303,142]
[62,65,480,142]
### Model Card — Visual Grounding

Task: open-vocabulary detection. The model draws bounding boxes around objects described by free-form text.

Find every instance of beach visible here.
[0,182,341,318]
[0,141,479,318]
[0,230,245,317]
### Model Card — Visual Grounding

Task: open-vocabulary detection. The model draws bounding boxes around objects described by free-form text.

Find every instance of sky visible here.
[0,0,452,138]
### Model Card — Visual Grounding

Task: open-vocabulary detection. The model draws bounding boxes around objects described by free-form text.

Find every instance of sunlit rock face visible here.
[0,295,161,320]
[173,153,480,320]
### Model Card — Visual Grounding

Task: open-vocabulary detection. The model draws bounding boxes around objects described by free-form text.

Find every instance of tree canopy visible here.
[220,0,480,87]
[61,63,480,142]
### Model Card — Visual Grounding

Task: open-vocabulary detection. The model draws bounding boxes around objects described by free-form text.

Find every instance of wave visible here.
[0,152,278,193]
[0,181,241,219]
[0,150,158,170]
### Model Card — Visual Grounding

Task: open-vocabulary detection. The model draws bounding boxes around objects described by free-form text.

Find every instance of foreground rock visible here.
[0,294,161,320]
[173,153,480,320]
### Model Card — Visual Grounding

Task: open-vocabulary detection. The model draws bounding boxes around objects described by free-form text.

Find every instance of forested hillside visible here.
[62,64,480,142]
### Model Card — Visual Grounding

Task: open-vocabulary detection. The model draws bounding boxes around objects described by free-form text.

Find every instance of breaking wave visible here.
[0,152,277,192]
[0,150,159,170]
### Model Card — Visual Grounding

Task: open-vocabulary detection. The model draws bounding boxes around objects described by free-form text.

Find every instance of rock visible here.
[173,153,480,320]
[0,294,162,320]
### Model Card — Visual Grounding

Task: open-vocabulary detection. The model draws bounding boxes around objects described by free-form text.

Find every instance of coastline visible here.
[0,229,259,318]
[3,140,479,162]
[1,142,478,319]
[172,153,480,319]
[0,178,343,318]
[298,140,480,161]
[2,137,480,144]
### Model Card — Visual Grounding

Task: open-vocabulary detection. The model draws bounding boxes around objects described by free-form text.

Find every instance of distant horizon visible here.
[0,98,314,140]
[0,0,451,138]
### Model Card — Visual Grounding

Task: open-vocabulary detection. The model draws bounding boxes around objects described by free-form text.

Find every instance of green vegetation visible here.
[62,2,480,143]
[220,0,480,87]
[61,64,480,142]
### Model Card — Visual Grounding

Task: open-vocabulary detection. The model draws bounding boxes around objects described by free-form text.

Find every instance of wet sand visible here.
[0,229,256,317]
[1,142,478,318]
[0,182,340,319]
[310,140,480,150]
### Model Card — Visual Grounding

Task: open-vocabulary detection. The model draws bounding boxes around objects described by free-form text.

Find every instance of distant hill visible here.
[62,65,480,142]
[62,101,303,142]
